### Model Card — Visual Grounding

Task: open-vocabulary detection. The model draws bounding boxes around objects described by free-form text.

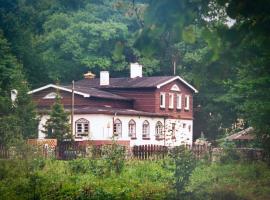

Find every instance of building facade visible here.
[29,63,198,147]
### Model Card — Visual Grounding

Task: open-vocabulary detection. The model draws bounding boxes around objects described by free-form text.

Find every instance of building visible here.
[29,63,198,147]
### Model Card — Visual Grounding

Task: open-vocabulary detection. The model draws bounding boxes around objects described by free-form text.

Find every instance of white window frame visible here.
[160,92,166,108]
[142,120,150,139]
[176,94,182,109]
[184,95,190,110]
[169,93,174,109]
[113,119,122,138]
[128,119,136,138]
[155,121,163,140]
[75,118,89,137]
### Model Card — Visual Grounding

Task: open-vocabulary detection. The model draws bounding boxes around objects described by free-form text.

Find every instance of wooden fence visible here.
[132,145,168,160]
[132,144,211,160]
[0,145,9,159]
[0,143,265,161]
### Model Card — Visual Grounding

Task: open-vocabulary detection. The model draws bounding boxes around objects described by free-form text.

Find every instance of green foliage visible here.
[219,141,241,164]
[163,146,197,198]
[187,162,270,200]
[1,154,270,200]
[0,30,38,146]
[101,143,126,174]
[43,94,71,141]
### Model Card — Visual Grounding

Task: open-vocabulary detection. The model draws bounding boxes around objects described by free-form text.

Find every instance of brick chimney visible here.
[130,63,142,78]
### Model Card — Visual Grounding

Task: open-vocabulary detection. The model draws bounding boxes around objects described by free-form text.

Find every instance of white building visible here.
[29,63,198,147]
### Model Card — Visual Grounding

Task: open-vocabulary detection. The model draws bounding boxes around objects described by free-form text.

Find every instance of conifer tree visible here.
[43,93,71,141]
[0,30,38,146]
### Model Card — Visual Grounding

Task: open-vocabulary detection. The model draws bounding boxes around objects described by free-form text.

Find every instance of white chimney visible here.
[100,71,110,86]
[11,89,18,106]
[130,63,142,78]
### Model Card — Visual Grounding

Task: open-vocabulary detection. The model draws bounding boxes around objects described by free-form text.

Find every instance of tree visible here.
[136,0,238,140]
[213,0,270,156]
[43,94,71,141]
[0,30,38,146]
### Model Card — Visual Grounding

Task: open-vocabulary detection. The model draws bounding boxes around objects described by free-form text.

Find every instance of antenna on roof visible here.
[173,60,176,75]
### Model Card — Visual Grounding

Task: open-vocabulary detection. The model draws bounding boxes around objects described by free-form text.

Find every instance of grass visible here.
[0,158,270,199]
[187,161,270,200]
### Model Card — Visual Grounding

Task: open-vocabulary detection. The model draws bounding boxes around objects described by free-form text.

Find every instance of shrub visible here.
[219,141,241,164]
[164,146,197,198]
[101,143,126,174]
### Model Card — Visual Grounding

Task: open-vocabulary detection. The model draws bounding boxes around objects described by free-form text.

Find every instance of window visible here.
[170,84,180,91]
[171,123,176,139]
[128,119,136,138]
[169,93,174,109]
[184,95,190,110]
[155,121,163,140]
[183,123,186,128]
[43,92,61,99]
[113,119,122,137]
[75,118,89,137]
[188,125,191,132]
[176,94,182,109]
[142,120,150,139]
[160,92,166,108]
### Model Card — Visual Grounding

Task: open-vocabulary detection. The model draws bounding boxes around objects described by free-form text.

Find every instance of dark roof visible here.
[63,85,132,101]
[75,76,176,89]
[38,106,169,118]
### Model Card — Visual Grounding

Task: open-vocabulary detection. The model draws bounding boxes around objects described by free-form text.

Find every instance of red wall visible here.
[106,88,156,112]
[104,80,194,119]
[154,80,193,119]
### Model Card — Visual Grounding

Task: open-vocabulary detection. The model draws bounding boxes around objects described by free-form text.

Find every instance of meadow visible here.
[0,146,269,200]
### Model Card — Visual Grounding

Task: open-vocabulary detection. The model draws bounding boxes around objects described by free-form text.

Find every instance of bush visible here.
[219,141,241,164]
[101,143,126,174]
[164,146,197,198]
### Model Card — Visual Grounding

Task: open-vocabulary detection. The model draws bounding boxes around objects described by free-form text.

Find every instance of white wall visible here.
[164,119,193,146]
[38,113,193,146]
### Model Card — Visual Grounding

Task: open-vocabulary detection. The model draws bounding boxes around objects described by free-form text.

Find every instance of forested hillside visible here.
[0,0,269,151]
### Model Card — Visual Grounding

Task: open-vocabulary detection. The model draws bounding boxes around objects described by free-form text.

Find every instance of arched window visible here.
[75,118,89,137]
[142,120,150,139]
[113,119,122,137]
[128,119,136,138]
[155,121,163,140]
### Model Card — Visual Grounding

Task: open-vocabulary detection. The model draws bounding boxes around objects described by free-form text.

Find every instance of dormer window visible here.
[169,93,174,109]
[184,95,190,110]
[176,94,182,109]
[43,92,61,99]
[160,92,166,108]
